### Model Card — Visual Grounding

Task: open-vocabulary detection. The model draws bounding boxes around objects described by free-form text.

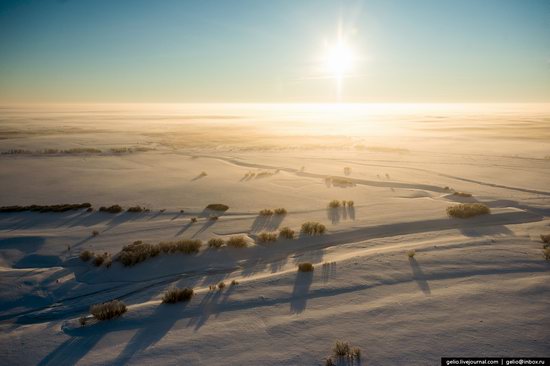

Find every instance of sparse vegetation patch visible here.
[446,203,490,218]
[208,238,224,249]
[90,300,127,320]
[0,203,91,213]
[324,341,361,365]
[127,206,145,213]
[257,232,277,243]
[117,239,201,266]
[79,250,93,262]
[206,203,229,211]
[93,252,111,267]
[226,236,248,248]
[259,209,274,216]
[162,287,194,304]
[301,222,326,235]
[328,200,341,208]
[325,176,356,188]
[278,227,295,240]
[452,191,472,197]
[298,262,314,272]
[99,205,123,214]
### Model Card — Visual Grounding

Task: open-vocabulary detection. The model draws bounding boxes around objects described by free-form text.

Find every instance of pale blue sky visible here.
[0,0,549,103]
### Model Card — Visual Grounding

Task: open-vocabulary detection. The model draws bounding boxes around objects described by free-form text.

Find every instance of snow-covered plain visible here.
[0,103,549,365]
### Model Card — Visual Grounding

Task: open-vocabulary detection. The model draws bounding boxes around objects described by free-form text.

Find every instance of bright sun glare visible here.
[324,41,354,77]
[320,27,358,101]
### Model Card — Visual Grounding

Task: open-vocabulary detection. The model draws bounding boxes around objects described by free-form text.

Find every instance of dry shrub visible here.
[328,200,341,208]
[407,249,416,258]
[0,203,92,213]
[162,287,194,304]
[274,208,287,215]
[301,222,326,235]
[80,250,93,262]
[256,171,275,178]
[345,200,354,207]
[117,239,201,266]
[298,262,314,272]
[333,341,351,356]
[209,216,219,221]
[230,279,239,286]
[257,232,277,243]
[541,234,550,244]
[206,203,229,211]
[446,203,490,218]
[92,230,99,237]
[99,205,123,214]
[543,248,550,261]
[110,147,131,153]
[226,236,248,248]
[217,282,226,290]
[259,209,274,216]
[63,148,102,154]
[326,176,355,188]
[452,191,472,197]
[208,238,224,249]
[327,341,361,364]
[127,206,144,213]
[118,242,160,266]
[191,217,197,223]
[90,300,127,320]
[93,252,110,267]
[278,227,295,240]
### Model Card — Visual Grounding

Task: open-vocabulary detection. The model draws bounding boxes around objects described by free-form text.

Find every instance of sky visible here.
[0,0,549,103]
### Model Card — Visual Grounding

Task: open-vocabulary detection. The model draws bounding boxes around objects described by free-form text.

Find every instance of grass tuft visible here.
[278,227,295,240]
[298,262,314,272]
[127,206,144,213]
[257,232,277,243]
[208,238,224,249]
[117,239,201,266]
[162,287,194,304]
[446,203,490,218]
[99,205,123,214]
[79,250,93,262]
[452,191,472,197]
[90,300,127,320]
[301,222,326,235]
[328,200,341,208]
[93,252,111,267]
[0,203,92,213]
[206,203,229,211]
[226,236,248,248]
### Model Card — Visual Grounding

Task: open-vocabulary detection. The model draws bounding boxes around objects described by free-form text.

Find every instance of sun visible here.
[324,40,355,78]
